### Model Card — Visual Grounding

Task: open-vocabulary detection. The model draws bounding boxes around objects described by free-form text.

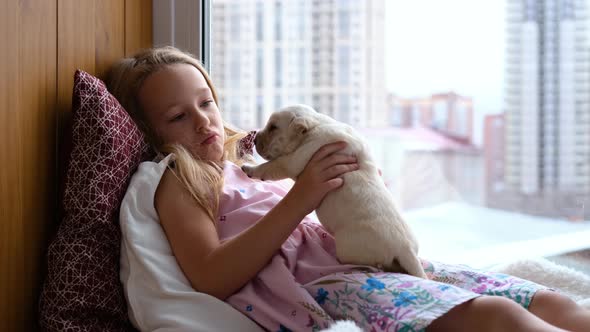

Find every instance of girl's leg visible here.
[528,290,590,332]
[427,295,568,332]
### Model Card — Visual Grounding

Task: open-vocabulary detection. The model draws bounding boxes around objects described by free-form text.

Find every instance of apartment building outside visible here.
[484,113,506,203]
[497,0,590,219]
[210,0,386,130]
[388,92,474,142]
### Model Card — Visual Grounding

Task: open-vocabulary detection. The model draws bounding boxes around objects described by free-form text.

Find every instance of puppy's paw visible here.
[241,165,255,178]
[241,164,264,179]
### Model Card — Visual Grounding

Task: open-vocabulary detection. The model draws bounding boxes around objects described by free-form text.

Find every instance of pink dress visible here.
[217,161,547,332]
[219,160,360,329]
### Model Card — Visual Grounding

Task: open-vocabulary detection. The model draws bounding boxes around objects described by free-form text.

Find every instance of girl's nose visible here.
[192,108,210,129]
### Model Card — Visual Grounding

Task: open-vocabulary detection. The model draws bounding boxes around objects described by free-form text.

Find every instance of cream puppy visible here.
[242,104,426,278]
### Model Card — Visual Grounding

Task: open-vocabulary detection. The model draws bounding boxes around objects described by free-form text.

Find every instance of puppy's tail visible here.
[394,251,427,279]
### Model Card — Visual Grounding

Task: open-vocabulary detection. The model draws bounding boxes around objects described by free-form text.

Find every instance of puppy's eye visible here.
[269,124,277,132]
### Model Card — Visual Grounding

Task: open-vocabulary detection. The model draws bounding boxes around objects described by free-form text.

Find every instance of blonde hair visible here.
[107,46,250,220]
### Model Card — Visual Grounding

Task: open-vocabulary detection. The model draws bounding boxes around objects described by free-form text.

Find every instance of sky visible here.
[385,0,506,145]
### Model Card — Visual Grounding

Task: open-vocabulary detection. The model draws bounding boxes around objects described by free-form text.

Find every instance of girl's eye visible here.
[170,113,185,122]
[200,100,214,108]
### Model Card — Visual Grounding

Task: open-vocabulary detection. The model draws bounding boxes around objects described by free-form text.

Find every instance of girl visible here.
[108,46,590,332]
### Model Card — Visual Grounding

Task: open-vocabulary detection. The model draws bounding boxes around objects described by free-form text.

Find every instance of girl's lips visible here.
[202,134,218,145]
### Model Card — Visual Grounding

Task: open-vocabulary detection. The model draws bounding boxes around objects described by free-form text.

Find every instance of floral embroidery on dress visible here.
[362,278,386,292]
[315,288,329,304]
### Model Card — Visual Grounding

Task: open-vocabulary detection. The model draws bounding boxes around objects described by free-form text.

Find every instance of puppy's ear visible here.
[290,117,312,135]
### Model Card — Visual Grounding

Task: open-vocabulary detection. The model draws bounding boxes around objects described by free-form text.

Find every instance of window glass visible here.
[210,0,590,268]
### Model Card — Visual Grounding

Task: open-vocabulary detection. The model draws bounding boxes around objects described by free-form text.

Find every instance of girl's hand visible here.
[285,142,358,215]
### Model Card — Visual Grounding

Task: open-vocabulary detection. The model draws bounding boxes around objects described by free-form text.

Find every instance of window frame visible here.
[152,0,211,71]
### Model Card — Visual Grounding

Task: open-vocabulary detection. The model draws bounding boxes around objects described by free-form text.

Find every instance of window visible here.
[256,95,264,127]
[338,10,350,38]
[256,2,264,41]
[274,1,282,41]
[338,93,351,123]
[337,45,350,86]
[524,0,537,21]
[298,47,305,86]
[256,47,263,88]
[274,47,282,87]
[230,11,240,40]
[210,0,590,269]
[432,100,447,130]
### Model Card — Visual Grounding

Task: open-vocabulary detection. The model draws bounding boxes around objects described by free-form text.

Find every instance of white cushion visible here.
[119,156,264,332]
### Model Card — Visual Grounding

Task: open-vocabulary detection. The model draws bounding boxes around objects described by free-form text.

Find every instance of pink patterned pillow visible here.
[39,70,258,332]
[39,70,149,331]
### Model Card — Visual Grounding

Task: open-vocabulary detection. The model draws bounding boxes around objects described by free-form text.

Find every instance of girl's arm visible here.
[155,142,357,300]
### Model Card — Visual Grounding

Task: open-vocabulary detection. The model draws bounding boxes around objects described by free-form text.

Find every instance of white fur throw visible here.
[492,257,590,310]
[322,320,364,332]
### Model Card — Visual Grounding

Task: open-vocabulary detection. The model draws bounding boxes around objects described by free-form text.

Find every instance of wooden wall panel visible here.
[57,0,152,118]
[0,0,58,330]
[96,0,126,79]
[0,1,152,330]
[125,0,154,56]
[19,2,58,330]
[57,0,96,117]
[0,0,22,328]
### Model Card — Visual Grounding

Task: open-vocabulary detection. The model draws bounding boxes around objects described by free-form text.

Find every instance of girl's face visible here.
[138,64,225,161]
